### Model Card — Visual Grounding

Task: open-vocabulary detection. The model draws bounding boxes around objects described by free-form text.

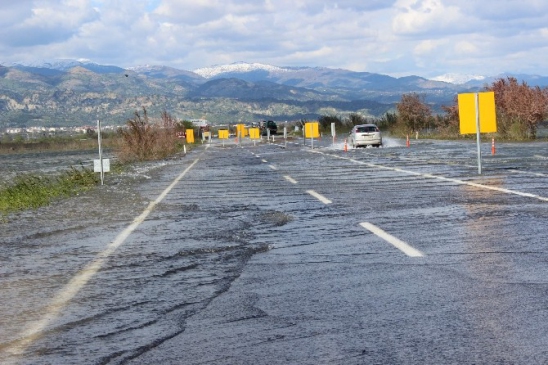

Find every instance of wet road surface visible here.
[1,137,547,364]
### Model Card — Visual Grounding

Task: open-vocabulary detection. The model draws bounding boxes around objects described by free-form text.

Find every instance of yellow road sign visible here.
[458,91,497,134]
[249,127,260,140]
[236,124,248,137]
[218,129,229,139]
[305,122,320,138]
[186,129,195,143]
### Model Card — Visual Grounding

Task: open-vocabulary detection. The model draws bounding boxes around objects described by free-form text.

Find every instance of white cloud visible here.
[414,39,446,55]
[454,40,478,55]
[1,0,548,78]
[392,0,465,35]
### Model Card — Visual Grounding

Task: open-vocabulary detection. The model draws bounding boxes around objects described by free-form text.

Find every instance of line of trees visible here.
[392,77,548,140]
[316,113,394,134]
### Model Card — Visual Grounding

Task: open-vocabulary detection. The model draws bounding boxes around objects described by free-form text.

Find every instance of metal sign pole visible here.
[475,93,482,175]
[97,120,104,185]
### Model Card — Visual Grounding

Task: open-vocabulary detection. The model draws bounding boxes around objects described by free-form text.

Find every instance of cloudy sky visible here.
[1,0,548,79]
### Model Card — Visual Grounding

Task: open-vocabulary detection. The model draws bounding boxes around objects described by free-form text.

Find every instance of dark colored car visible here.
[261,120,277,136]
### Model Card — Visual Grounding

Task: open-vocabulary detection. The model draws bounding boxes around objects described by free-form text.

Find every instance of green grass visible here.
[0,166,99,215]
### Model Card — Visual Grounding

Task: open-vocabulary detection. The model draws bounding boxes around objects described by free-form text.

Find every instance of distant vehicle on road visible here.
[348,124,382,148]
[261,120,277,136]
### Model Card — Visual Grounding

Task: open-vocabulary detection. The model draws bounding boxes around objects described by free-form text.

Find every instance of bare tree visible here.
[396,93,431,133]
[318,115,342,132]
[347,113,366,127]
[439,95,461,137]
[488,77,548,139]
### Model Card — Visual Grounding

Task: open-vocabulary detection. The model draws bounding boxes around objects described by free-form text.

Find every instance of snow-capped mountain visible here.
[8,58,125,74]
[9,58,95,70]
[432,73,486,85]
[194,62,290,78]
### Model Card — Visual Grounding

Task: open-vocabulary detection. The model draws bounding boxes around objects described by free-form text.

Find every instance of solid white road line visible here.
[311,150,548,202]
[509,169,548,177]
[360,222,424,257]
[306,190,332,204]
[8,158,201,356]
[284,175,298,184]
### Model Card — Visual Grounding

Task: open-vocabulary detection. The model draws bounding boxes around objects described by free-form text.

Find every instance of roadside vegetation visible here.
[0,167,98,215]
[317,77,548,141]
[117,108,193,162]
[1,108,196,216]
[391,77,548,140]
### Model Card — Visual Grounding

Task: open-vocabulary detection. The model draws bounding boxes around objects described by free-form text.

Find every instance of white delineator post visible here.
[475,92,482,175]
[97,120,104,185]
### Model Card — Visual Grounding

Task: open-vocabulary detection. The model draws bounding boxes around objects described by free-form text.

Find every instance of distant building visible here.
[190,119,209,127]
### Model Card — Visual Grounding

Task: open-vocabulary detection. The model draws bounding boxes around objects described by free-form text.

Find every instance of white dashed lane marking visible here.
[306,190,332,204]
[284,175,298,184]
[360,222,424,257]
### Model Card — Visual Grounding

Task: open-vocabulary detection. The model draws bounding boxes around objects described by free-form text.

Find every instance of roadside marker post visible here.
[331,122,336,146]
[406,134,410,147]
[492,138,496,155]
[95,120,110,185]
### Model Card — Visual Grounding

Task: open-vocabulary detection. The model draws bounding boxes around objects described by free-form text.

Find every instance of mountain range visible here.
[2,60,548,128]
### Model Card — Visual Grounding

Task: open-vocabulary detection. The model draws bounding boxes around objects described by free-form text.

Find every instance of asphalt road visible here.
[1,136,547,364]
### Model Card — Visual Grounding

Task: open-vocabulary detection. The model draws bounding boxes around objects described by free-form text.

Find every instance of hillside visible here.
[2,60,537,128]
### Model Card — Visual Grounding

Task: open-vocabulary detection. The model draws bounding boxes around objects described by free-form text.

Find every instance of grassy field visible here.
[0,167,98,216]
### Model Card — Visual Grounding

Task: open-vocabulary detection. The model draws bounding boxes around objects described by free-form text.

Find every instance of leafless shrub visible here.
[117,108,180,162]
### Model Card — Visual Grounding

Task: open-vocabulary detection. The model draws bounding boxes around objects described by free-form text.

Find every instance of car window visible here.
[356,126,378,133]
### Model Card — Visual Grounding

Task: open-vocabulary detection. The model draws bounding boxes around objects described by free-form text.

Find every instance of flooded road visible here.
[1,137,547,364]
[0,149,109,187]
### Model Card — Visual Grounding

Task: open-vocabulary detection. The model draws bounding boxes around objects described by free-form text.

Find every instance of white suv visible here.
[348,124,382,148]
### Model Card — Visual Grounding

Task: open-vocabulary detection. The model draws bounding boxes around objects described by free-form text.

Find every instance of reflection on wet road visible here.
[1,137,547,364]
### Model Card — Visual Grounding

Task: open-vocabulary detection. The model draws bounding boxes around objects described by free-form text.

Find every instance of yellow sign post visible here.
[304,122,320,149]
[458,91,497,174]
[304,122,320,138]
[235,124,248,137]
[185,129,194,144]
[249,127,260,146]
[218,129,229,139]
[218,129,229,147]
[458,92,497,134]
[249,128,260,139]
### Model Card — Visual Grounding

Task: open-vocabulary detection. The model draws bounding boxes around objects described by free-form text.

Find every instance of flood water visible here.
[1,136,547,364]
[0,149,109,187]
